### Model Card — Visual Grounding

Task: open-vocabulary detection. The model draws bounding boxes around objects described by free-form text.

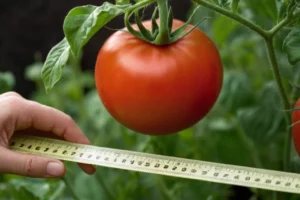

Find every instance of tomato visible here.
[94,19,223,135]
[292,98,300,155]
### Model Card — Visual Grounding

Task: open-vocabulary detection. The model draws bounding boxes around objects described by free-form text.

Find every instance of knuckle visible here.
[23,156,35,176]
[5,95,23,105]
[1,91,22,98]
[0,95,24,117]
[65,115,75,125]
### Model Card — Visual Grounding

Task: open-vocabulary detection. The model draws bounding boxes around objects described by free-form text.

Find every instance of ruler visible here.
[9,135,300,194]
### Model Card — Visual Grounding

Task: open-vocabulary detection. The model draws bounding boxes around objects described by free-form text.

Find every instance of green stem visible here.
[124,0,156,40]
[236,122,262,168]
[264,38,291,171]
[267,16,290,37]
[154,0,170,44]
[194,0,293,174]
[156,176,173,200]
[272,191,278,200]
[62,177,80,200]
[95,172,116,200]
[193,0,268,38]
[71,58,88,121]
[127,0,155,13]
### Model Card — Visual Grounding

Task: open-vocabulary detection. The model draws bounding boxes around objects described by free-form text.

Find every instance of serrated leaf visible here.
[283,27,300,65]
[63,3,129,57]
[245,0,278,22]
[218,72,255,113]
[237,82,285,144]
[41,38,70,93]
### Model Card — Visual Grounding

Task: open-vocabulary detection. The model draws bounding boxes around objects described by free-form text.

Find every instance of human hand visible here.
[0,92,96,178]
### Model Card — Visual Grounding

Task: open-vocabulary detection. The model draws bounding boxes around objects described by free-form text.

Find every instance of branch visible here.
[192,0,268,38]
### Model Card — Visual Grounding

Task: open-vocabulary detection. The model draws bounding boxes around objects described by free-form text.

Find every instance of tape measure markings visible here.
[9,135,300,194]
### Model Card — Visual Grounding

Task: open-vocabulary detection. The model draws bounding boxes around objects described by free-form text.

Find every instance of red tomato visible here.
[292,98,300,155]
[94,19,223,135]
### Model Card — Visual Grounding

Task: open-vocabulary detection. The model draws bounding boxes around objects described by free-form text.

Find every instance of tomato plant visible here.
[95,19,223,135]
[293,98,300,156]
[2,0,299,199]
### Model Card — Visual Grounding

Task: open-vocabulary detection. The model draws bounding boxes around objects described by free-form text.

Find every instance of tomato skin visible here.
[94,19,223,135]
[293,98,300,155]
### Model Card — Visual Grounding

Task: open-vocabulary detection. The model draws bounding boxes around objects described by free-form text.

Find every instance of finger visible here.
[15,100,89,144]
[0,147,65,178]
[14,130,96,175]
[0,91,22,99]
[78,163,96,175]
[3,97,96,174]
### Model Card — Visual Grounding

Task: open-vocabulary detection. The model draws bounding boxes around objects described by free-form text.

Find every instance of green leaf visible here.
[231,0,240,13]
[116,0,130,5]
[217,71,255,114]
[219,0,231,8]
[41,38,71,93]
[212,16,238,45]
[283,27,300,65]
[237,82,285,144]
[244,0,278,24]
[0,72,15,94]
[25,62,43,82]
[8,178,65,200]
[277,0,289,21]
[63,3,129,57]
[10,186,39,200]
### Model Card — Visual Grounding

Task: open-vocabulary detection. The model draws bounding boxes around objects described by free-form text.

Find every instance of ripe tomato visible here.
[292,98,300,155]
[94,19,223,135]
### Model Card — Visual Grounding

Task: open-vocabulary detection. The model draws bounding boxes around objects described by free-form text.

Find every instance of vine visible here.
[193,0,299,172]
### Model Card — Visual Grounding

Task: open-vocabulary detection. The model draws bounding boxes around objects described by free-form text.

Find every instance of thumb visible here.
[0,147,66,178]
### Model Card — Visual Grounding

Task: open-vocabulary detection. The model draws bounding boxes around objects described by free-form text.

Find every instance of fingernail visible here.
[46,162,64,177]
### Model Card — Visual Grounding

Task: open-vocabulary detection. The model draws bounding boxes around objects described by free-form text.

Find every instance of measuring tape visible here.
[9,135,300,194]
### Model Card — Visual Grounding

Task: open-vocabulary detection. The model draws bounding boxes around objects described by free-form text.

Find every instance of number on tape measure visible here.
[9,135,300,194]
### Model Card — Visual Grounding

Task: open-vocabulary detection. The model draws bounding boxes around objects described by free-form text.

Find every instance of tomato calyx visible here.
[124,1,206,45]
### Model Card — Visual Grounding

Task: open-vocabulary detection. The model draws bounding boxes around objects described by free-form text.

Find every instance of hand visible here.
[0,92,96,178]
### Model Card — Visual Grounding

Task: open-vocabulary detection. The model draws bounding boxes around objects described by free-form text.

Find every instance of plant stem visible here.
[264,38,292,171]
[193,0,268,38]
[194,0,293,174]
[267,17,290,37]
[236,123,262,168]
[156,176,173,200]
[154,0,170,44]
[62,177,81,200]
[124,0,156,41]
[95,172,115,200]
[127,0,155,13]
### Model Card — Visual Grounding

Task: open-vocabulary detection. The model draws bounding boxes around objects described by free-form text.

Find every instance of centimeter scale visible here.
[9,135,300,194]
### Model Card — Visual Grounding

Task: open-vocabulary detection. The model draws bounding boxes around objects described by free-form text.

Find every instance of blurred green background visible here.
[1,0,300,199]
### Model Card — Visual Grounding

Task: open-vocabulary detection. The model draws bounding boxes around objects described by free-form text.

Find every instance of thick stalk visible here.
[267,17,290,37]
[265,38,291,171]
[193,0,268,38]
[154,0,170,44]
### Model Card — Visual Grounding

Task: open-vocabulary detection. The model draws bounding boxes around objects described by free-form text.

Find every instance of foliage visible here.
[1,0,300,199]
[0,71,15,93]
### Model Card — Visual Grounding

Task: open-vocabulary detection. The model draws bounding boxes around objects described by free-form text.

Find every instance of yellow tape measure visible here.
[9,135,300,194]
